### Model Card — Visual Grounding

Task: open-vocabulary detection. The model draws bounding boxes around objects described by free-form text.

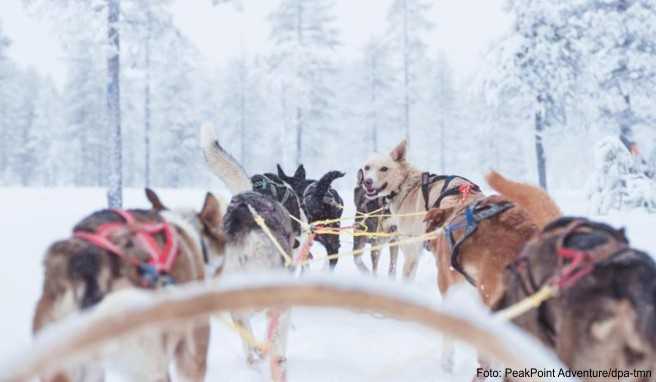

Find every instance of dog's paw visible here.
[246,348,266,366]
[270,356,288,382]
[440,353,455,374]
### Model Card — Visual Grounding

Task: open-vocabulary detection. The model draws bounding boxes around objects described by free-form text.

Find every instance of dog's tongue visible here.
[365,185,375,194]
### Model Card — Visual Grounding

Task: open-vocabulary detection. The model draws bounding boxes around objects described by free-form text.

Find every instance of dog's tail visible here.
[200,123,251,194]
[315,171,345,198]
[485,170,561,229]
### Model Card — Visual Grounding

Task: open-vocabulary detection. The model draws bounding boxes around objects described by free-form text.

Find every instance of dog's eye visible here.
[364,165,370,171]
[380,167,389,172]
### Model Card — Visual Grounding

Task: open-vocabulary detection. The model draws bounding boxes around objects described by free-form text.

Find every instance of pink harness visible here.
[74,209,179,274]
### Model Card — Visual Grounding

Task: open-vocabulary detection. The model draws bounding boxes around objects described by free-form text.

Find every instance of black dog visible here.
[251,173,303,245]
[277,165,345,269]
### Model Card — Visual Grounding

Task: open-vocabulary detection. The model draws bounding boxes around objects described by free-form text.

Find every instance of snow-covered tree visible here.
[572,0,656,143]
[215,53,268,173]
[486,0,582,189]
[150,30,205,188]
[106,0,122,207]
[0,25,16,182]
[385,0,434,146]
[28,78,62,186]
[360,37,395,153]
[61,31,107,186]
[268,0,340,167]
[430,52,456,172]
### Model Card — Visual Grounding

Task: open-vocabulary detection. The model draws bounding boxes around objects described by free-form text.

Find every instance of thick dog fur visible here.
[277,166,345,269]
[222,191,294,382]
[424,194,537,307]
[32,190,225,382]
[422,172,546,374]
[200,124,307,246]
[489,172,656,381]
[352,170,398,276]
[499,219,656,382]
[360,140,481,279]
[200,125,295,380]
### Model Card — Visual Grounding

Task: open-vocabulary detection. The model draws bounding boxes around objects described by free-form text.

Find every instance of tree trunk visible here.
[535,97,547,190]
[107,0,122,207]
[402,0,410,145]
[439,117,446,173]
[296,107,303,166]
[295,1,303,166]
[144,7,151,187]
[239,58,247,168]
[371,53,378,152]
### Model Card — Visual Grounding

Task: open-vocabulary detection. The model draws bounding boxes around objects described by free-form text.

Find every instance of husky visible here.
[222,191,295,381]
[491,173,656,382]
[31,189,225,382]
[200,124,307,245]
[359,140,482,279]
[276,165,345,269]
[423,171,556,375]
[199,124,295,381]
[352,169,399,276]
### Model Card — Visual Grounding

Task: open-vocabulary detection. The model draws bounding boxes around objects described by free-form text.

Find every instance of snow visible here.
[0,187,654,381]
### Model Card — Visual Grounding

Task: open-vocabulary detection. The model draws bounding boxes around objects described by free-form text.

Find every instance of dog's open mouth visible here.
[365,182,387,198]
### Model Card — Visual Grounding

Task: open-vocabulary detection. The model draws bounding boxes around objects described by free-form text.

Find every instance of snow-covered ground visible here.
[0,187,654,381]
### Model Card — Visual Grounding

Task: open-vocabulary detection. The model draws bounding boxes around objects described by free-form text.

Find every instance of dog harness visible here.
[421,172,481,211]
[509,218,630,296]
[252,174,297,207]
[74,209,179,288]
[443,200,514,285]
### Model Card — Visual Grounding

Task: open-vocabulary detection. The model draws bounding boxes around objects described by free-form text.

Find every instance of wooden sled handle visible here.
[2,276,571,381]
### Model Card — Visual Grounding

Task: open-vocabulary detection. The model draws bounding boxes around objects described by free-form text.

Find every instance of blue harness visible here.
[443,200,514,285]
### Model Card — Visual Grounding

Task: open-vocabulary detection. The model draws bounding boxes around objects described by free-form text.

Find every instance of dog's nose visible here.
[364,178,373,188]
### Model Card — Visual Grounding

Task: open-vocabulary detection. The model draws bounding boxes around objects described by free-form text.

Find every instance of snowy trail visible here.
[0,187,653,381]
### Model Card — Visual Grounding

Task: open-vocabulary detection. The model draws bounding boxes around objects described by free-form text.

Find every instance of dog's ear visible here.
[390,140,407,162]
[200,192,222,229]
[356,169,364,186]
[276,164,288,179]
[424,207,454,232]
[145,188,167,211]
[294,164,306,179]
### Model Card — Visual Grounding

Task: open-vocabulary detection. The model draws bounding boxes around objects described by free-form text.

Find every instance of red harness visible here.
[554,247,595,289]
[458,183,476,203]
[74,209,179,274]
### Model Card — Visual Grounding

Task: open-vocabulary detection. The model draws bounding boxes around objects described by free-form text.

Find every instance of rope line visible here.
[495,285,558,321]
[247,205,293,267]
[218,315,270,354]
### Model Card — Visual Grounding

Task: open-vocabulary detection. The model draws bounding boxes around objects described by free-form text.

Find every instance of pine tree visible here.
[385,0,434,146]
[0,25,15,182]
[150,30,203,187]
[490,0,581,189]
[572,0,656,141]
[361,37,394,153]
[28,78,62,186]
[430,52,455,172]
[268,0,340,166]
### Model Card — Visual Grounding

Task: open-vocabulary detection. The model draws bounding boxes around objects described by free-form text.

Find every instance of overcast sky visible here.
[0,0,510,88]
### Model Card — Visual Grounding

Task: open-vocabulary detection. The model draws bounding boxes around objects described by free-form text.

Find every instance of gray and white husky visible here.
[200,124,294,381]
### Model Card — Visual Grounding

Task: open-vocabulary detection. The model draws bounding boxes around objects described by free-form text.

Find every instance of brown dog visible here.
[32,189,225,382]
[500,218,656,381]
[484,172,656,381]
[424,170,562,305]
[424,171,555,373]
